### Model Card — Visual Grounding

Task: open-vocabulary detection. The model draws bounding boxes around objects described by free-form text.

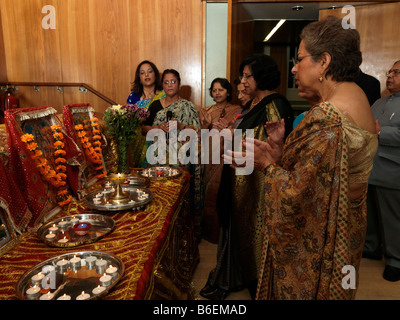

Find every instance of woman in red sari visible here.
[228,16,378,300]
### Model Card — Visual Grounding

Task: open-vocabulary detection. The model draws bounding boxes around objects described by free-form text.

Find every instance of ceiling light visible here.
[292,6,304,11]
[263,19,286,42]
[328,6,338,9]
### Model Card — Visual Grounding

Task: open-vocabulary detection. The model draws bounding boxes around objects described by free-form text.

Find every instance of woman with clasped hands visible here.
[226,16,378,300]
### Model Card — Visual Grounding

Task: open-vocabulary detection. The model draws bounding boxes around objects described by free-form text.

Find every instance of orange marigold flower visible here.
[57,189,69,196]
[92,129,100,135]
[58,195,72,207]
[95,165,104,171]
[96,172,107,179]
[90,117,98,122]
[58,173,67,180]
[92,135,101,141]
[55,158,67,164]
[92,141,101,147]
[32,149,43,159]
[35,157,47,166]
[77,131,86,138]
[94,147,102,153]
[51,124,62,131]
[54,141,64,148]
[74,124,83,130]
[53,132,64,140]
[21,133,35,143]
[55,149,66,157]
[27,142,38,151]
[56,165,67,172]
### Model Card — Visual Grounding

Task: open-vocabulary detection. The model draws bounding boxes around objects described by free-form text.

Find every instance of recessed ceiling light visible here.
[292,6,304,11]
[328,6,339,9]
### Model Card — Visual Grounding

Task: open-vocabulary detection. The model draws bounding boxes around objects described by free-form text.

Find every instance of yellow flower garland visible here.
[74,117,107,179]
[21,125,72,207]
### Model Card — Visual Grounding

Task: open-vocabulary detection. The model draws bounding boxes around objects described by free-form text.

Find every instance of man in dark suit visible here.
[355,69,381,107]
[364,60,400,282]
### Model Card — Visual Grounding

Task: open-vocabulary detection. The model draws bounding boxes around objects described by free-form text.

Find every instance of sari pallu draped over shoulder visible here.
[257,102,367,300]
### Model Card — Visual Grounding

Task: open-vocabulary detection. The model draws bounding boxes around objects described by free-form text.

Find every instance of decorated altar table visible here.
[0,169,199,300]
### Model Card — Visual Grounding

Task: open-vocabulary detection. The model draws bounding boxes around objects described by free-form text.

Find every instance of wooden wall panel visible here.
[320,2,400,96]
[0,0,203,113]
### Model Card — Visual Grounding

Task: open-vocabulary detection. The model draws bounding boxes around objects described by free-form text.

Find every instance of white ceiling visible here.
[242,2,377,20]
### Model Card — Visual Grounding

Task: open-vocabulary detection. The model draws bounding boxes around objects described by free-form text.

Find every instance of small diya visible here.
[73,222,92,236]
[155,169,165,177]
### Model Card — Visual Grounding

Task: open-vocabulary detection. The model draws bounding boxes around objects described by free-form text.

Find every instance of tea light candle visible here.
[70,216,79,224]
[45,232,56,241]
[95,258,107,274]
[26,285,40,300]
[48,224,59,233]
[41,265,55,274]
[58,237,68,244]
[56,258,69,273]
[76,291,90,300]
[106,265,118,280]
[105,202,112,206]
[58,219,69,229]
[39,292,54,300]
[85,256,97,269]
[128,200,136,204]
[31,272,45,286]
[92,285,106,295]
[57,293,71,300]
[93,198,101,204]
[99,273,112,287]
[70,255,81,270]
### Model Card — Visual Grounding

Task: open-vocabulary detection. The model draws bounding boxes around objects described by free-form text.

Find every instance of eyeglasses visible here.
[292,55,314,65]
[386,69,400,77]
[239,74,253,81]
[163,80,177,85]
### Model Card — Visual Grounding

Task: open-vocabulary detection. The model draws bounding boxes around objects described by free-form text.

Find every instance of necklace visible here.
[216,103,228,118]
[250,92,271,109]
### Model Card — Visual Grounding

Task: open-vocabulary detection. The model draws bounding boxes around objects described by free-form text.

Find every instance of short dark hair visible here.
[239,55,280,91]
[209,78,233,102]
[131,60,162,95]
[300,16,362,82]
[162,69,181,84]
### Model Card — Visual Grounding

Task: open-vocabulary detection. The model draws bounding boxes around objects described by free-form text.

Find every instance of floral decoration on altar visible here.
[103,104,149,173]
[21,125,72,207]
[74,117,107,179]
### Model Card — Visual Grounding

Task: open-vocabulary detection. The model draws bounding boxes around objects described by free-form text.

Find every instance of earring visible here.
[319,73,323,82]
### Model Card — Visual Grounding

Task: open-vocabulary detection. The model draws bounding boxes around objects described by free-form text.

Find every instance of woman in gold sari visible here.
[229,16,378,300]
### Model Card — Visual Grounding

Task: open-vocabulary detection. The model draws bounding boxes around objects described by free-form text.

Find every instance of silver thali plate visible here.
[37,214,115,248]
[84,187,153,212]
[16,251,124,300]
[138,166,182,180]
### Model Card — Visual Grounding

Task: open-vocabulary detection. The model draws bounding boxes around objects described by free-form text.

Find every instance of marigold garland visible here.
[74,117,107,179]
[21,125,73,207]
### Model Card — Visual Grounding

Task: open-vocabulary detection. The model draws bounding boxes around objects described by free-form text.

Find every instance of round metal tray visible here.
[16,251,124,300]
[84,187,153,212]
[138,166,182,180]
[37,214,115,248]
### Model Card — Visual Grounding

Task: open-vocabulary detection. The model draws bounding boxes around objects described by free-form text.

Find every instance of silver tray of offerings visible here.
[16,251,124,300]
[37,214,115,247]
[138,166,182,180]
[84,186,153,212]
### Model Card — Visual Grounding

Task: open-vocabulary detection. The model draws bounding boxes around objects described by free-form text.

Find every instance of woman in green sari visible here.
[142,69,202,237]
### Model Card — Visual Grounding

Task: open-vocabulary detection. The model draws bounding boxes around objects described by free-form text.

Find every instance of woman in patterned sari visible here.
[229,16,378,300]
[142,69,202,237]
[200,55,294,300]
[126,60,165,168]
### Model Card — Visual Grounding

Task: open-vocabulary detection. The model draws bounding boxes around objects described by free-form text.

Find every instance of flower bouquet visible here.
[103,104,149,173]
